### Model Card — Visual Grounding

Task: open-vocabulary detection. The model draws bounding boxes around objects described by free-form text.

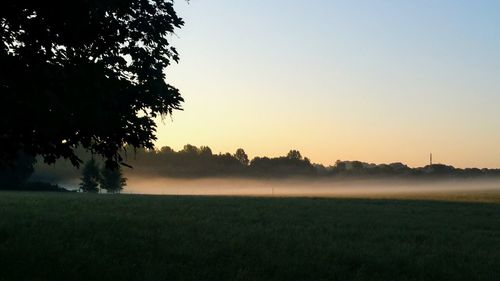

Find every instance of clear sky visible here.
[156,0,500,168]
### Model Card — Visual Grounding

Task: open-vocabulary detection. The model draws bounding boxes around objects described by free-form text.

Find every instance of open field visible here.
[1,192,500,281]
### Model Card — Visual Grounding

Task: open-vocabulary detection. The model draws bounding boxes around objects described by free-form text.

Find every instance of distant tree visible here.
[159,146,175,155]
[389,162,409,171]
[334,160,347,172]
[249,157,273,176]
[0,0,185,168]
[181,144,200,155]
[287,150,302,160]
[234,148,249,166]
[100,166,126,194]
[249,154,315,177]
[199,146,213,157]
[424,164,456,176]
[80,159,101,193]
[351,161,364,170]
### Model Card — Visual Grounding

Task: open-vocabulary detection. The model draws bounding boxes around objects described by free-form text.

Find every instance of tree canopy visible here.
[0,0,184,168]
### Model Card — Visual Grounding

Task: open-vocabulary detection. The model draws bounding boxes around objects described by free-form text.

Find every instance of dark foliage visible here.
[0,152,68,190]
[101,166,126,193]
[234,148,249,166]
[128,145,251,178]
[21,181,68,191]
[0,0,184,168]
[80,159,100,193]
[0,152,35,189]
[249,156,316,177]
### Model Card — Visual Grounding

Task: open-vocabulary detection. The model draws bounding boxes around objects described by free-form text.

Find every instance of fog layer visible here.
[124,177,500,198]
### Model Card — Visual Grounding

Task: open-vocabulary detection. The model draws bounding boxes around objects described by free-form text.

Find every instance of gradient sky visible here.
[156,0,500,168]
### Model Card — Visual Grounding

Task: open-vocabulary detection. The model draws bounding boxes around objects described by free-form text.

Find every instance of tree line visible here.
[123,145,316,178]
[124,145,500,179]
[3,144,500,191]
[29,145,500,185]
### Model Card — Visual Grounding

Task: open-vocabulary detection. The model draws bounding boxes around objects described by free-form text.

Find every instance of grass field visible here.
[1,192,500,281]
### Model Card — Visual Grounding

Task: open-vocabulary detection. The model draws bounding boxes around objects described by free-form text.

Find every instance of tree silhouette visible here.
[287,150,302,160]
[334,160,347,172]
[199,146,213,157]
[234,148,249,166]
[79,159,100,193]
[181,144,200,155]
[100,166,126,194]
[0,0,184,168]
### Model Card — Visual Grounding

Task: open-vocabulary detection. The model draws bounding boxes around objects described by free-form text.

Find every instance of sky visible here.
[156,0,500,168]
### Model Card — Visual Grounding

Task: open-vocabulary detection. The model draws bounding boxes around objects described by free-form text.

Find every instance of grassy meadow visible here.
[1,192,500,281]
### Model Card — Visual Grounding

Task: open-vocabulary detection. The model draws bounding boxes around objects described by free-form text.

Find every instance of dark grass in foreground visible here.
[1,193,500,281]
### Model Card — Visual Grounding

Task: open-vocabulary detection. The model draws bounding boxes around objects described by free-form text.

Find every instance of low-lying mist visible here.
[124,177,500,199]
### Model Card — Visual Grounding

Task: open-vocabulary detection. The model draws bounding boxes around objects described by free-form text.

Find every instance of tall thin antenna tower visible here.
[430,153,433,166]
